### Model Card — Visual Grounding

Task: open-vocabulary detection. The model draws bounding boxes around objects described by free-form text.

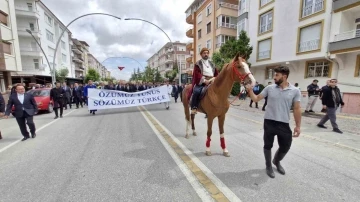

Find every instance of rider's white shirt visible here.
[202,60,213,77]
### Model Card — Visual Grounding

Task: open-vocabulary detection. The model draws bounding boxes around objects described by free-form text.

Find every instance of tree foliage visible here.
[213,31,253,96]
[165,64,179,82]
[85,68,101,83]
[55,68,69,83]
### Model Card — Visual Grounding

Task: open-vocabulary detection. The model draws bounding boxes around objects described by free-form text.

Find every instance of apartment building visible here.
[185,0,239,68]
[237,0,360,114]
[0,0,22,92]
[71,38,85,79]
[88,53,106,79]
[147,41,191,82]
[11,0,74,85]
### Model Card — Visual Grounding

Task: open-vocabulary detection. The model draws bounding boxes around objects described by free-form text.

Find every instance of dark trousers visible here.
[54,102,64,117]
[64,97,71,109]
[250,100,258,108]
[263,119,292,153]
[262,97,268,110]
[174,95,179,103]
[85,97,97,113]
[15,111,36,138]
[318,107,338,129]
[74,97,83,108]
[191,85,204,109]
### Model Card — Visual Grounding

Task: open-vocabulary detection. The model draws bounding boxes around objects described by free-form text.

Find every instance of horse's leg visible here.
[218,114,230,157]
[205,116,214,156]
[191,114,197,136]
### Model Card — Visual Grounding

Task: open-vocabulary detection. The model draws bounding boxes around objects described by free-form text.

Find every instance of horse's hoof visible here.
[205,151,212,156]
[193,132,197,136]
[185,134,189,139]
[223,152,230,157]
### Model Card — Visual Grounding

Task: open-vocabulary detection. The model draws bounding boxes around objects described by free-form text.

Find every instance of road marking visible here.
[229,99,360,120]
[228,113,360,154]
[139,106,242,202]
[0,109,77,154]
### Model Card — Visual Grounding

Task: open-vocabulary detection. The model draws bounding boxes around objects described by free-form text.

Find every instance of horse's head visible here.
[231,53,256,87]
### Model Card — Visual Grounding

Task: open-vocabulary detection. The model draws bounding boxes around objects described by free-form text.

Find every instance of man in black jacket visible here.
[72,83,83,108]
[305,79,320,113]
[317,79,344,134]
[0,94,5,139]
[4,84,38,141]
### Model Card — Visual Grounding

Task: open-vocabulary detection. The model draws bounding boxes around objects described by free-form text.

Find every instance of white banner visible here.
[87,85,170,110]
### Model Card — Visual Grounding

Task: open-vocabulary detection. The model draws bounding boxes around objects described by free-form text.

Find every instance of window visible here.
[298,21,322,53]
[62,54,67,62]
[301,0,324,18]
[237,19,246,37]
[206,40,211,49]
[29,23,35,31]
[0,10,8,26]
[3,42,12,55]
[238,0,246,15]
[45,14,52,26]
[207,22,211,33]
[48,47,55,57]
[198,29,202,39]
[61,41,66,50]
[197,14,202,23]
[33,59,39,69]
[217,15,237,29]
[46,30,54,42]
[259,9,273,34]
[306,60,330,78]
[216,35,235,48]
[257,38,272,60]
[355,55,360,77]
[206,4,212,16]
[27,3,33,11]
[260,0,273,8]
[198,44,201,53]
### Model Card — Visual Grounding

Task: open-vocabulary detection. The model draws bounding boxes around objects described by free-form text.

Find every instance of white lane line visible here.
[139,108,215,202]
[0,109,77,154]
[142,107,242,202]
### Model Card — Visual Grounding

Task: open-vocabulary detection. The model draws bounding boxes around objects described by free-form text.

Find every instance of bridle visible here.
[231,62,252,82]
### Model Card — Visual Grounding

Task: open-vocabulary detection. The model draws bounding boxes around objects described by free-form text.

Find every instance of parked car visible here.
[11,88,53,114]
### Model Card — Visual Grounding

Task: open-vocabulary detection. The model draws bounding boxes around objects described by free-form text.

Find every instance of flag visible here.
[118,66,125,71]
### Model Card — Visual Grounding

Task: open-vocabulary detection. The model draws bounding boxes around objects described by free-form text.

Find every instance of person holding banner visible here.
[165,81,172,110]
[83,80,97,115]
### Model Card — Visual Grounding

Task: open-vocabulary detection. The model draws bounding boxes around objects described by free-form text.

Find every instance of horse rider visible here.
[190,47,219,114]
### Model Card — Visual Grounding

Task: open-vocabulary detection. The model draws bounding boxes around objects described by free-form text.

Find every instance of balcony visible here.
[217,22,237,29]
[333,0,360,12]
[186,27,194,38]
[216,2,239,19]
[15,6,40,18]
[17,27,41,37]
[72,56,84,63]
[186,41,193,51]
[329,29,360,53]
[186,13,194,24]
[72,45,83,54]
[217,2,238,10]
[186,55,193,63]
[20,46,41,57]
[165,59,173,64]
[75,64,84,71]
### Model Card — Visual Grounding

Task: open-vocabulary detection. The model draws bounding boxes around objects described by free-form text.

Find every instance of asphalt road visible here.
[0,101,359,202]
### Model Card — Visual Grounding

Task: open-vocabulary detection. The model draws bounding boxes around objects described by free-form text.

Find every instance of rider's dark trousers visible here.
[191,84,204,109]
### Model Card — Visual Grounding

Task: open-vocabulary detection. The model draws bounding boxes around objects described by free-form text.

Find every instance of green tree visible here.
[85,68,101,83]
[55,68,69,83]
[142,66,155,82]
[212,30,253,96]
[154,67,163,83]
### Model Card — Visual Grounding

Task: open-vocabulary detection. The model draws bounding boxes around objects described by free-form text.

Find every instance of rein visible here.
[229,62,252,106]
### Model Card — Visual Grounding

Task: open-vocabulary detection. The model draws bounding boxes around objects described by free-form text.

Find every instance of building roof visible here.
[79,41,90,47]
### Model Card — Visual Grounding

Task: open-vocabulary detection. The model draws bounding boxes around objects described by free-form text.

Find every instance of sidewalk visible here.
[228,96,360,135]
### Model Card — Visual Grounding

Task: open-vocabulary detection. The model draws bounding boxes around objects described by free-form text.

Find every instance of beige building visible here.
[0,0,22,92]
[88,53,107,79]
[185,0,239,68]
[147,41,191,79]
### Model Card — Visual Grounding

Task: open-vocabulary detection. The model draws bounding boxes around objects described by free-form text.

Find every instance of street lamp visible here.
[52,13,122,85]
[124,18,181,86]
[26,29,53,84]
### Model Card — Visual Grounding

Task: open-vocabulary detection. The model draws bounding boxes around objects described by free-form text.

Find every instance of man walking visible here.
[172,82,180,103]
[165,80,172,110]
[246,66,301,178]
[317,79,344,134]
[72,83,83,109]
[305,79,320,113]
[62,82,72,110]
[83,80,97,115]
[50,82,66,119]
[4,84,38,141]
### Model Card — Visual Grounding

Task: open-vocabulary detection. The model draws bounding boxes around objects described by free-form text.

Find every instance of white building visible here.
[0,0,22,92]
[237,0,360,114]
[12,0,73,84]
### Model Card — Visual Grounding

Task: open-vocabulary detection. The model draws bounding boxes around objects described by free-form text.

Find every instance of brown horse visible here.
[182,54,256,157]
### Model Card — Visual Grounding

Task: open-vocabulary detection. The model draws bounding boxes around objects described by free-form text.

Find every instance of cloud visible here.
[42,0,193,80]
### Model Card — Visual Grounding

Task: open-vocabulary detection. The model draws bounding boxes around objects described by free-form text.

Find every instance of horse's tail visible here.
[182,85,191,122]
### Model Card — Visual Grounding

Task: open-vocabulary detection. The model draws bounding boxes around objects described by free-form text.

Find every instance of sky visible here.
[43,0,194,80]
